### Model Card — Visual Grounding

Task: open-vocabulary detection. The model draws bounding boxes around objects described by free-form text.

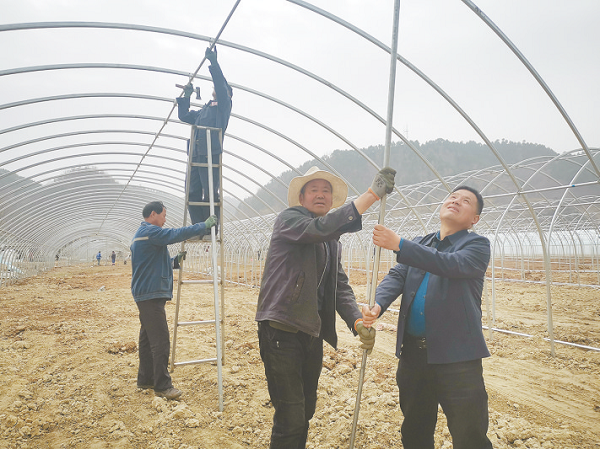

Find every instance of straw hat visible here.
[287,166,348,208]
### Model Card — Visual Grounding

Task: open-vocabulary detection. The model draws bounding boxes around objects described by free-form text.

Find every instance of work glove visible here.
[204,214,218,229]
[369,167,396,200]
[205,47,217,64]
[176,251,187,265]
[355,320,376,355]
[183,83,194,98]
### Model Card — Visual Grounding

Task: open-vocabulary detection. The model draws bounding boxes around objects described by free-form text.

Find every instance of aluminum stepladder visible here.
[170,124,225,411]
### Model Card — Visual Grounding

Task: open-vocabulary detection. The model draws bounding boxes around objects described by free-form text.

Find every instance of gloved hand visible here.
[204,214,218,229]
[176,251,187,265]
[183,83,194,98]
[369,167,396,200]
[355,320,376,355]
[205,47,217,64]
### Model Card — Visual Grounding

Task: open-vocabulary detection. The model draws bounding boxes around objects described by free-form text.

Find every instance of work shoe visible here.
[137,384,154,390]
[155,387,182,400]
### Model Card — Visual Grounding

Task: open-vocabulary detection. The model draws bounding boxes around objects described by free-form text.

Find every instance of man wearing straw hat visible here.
[362,186,492,449]
[256,165,396,448]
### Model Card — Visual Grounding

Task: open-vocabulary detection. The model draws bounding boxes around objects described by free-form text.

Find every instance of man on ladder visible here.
[176,46,233,227]
[168,45,230,411]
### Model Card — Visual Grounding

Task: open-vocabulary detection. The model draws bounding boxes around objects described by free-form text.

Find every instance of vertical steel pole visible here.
[349,1,401,447]
[170,126,196,373]
[207,129,224,411]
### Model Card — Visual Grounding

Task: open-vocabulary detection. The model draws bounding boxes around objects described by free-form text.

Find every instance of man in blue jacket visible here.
[130,201,216,400]
[256,166,396,448]
[177,46,233,225]
[362,186,492,449]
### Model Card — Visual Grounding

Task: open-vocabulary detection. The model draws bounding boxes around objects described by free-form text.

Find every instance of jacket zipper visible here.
[317,242,329,291]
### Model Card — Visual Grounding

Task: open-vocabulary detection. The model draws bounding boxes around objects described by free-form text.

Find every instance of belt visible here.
[268,320,298,334]
[405,335,427,350]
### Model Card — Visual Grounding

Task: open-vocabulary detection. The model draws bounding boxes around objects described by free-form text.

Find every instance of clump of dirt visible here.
[108,342,137,355]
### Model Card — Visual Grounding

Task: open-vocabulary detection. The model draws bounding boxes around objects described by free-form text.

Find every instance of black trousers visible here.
[136,298,173,391]
[258,322,323,449]
[397,337,493,449]
[187,153,220,225]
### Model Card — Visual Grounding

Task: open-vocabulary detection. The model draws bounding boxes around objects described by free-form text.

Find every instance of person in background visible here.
[256,166,396,448]
[130,201,217,400]
[362,186,493,449]
[96,251,101,266]
[111,251,117,266]
[177,46,233,226]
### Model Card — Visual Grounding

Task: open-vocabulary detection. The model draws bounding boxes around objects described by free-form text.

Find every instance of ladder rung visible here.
[174,357,217,367]
[188,201,221,206]
[180,279,213,284]
[190,162,222,168]
[183,236,221,243]
[177,319,216,326]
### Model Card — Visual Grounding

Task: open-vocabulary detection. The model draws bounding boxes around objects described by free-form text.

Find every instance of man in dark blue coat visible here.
[176,46,232,225]
[362,186,493,449]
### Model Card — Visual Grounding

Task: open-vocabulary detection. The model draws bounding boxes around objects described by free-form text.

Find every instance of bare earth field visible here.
[1,264,600,448]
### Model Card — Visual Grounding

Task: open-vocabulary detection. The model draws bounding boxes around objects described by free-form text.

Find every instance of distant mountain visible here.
[0,167,186,234]
[236,139,559,217]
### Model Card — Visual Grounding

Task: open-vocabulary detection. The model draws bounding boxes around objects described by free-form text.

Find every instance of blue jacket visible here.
[376,229,491,364]
[130,221,208,302]
[176,61,232,156]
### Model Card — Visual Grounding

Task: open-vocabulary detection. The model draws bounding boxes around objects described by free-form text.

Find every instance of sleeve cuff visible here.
[395,238,404,253]
[368,187,380,201]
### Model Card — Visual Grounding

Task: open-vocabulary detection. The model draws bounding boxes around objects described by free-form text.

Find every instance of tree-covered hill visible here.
[237,139,558,217]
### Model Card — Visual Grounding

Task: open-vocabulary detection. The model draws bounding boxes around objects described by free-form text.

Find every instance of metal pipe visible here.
[350,1,401,446]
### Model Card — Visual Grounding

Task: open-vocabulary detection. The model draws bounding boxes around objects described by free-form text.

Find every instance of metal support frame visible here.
[349,0,401,446]
[170,125,225,411]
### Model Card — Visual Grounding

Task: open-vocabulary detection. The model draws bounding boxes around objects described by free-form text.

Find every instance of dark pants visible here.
[397,336,493,449]
[136,298,173,391]
[187,153,220,225]
[258,322,323,449]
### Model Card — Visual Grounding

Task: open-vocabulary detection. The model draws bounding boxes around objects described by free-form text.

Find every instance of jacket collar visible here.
[291,205,314,217]
[440,228,470,245]
[425,228,469,247]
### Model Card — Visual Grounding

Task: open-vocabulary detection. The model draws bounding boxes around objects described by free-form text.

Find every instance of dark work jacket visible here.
[255,203,363,349]
[376,229,491,364]
[176,61,232,156]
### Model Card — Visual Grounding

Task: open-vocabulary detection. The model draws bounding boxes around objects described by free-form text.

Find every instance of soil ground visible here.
[1,263,599,448]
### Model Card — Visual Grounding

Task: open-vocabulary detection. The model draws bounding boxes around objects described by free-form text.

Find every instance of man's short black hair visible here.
[142,201,165,218]
[452,185,484,215]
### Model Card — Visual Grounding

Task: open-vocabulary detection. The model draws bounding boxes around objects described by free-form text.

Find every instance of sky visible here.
[1,0,599,200]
